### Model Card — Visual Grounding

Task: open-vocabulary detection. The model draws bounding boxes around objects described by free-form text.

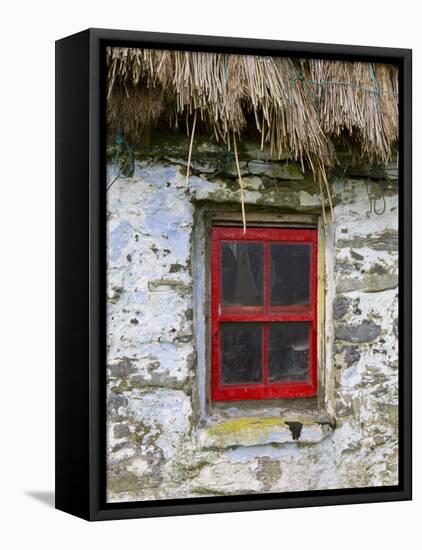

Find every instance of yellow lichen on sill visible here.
[198,416,333,449]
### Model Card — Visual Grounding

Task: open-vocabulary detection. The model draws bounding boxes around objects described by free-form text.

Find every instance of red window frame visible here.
[211,226,318,401]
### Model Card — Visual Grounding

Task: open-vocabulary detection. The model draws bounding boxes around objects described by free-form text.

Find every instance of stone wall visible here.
[106,144,399,502]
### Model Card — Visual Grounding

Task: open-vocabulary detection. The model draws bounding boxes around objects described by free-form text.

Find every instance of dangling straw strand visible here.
[233,131,246,233]
[318,179,327,230]
[322,175,335,222]
[185,111,197,187]
[260,110,265,152]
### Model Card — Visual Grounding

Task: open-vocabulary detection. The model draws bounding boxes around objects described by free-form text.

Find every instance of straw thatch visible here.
[107,47,398,182]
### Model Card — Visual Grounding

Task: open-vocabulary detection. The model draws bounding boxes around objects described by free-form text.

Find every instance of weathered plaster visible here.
[106,153,398,502]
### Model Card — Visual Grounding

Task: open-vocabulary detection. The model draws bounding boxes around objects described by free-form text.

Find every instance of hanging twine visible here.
[232,131,247,234]
[185,111,197,187]
[107,133,135,191]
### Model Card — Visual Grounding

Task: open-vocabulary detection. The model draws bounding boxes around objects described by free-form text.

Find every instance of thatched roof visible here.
[107,47,399,184]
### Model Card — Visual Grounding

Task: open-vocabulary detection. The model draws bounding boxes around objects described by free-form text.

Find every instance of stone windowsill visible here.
[197,413,335,449]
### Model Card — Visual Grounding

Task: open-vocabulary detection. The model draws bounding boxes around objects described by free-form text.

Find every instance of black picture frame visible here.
[55,28,412,521]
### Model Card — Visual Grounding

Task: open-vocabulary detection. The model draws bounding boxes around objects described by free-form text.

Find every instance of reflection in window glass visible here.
[221,242,263,308]
[221,323,263,384]
[270,244,310,308]
[268,323,310,382]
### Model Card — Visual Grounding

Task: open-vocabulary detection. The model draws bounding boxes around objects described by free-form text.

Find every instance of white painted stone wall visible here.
[106,154,398,502]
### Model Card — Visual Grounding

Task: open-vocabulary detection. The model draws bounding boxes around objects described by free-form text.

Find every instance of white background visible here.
[0,1,419,548]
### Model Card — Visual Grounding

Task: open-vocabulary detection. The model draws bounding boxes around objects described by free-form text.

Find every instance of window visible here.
[211,227,318,401]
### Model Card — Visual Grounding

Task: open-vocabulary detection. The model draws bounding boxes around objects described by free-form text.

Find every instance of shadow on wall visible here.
[25,491,55,508]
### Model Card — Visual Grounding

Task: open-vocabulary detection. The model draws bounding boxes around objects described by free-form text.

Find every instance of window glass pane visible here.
[270,243,311,309]
[268,323,310,382]
[221,242,263,308]
[221,323,263,384]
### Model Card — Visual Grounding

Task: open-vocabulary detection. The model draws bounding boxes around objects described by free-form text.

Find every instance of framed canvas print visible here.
[55,28,412,521]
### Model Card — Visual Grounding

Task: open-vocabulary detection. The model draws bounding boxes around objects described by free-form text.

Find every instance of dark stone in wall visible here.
[335,262,355,275]
[108,392,128,414]
[169,263,185,273]
[337,230,398,252]
[334,393,354,417]
[108,357,136,378]
[350,249,365,261]
[175,335,193,343]
[108,357,137,377]
[333,296,351,320]
[185,308,193,321]
[344,345,361,366]
[114,423,131,439]
[336,321,382,343]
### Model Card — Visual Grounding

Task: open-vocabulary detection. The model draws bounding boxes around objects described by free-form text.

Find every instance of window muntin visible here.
[211,227,318,401]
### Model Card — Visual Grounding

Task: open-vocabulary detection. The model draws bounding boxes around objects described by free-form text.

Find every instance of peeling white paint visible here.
[106,160,399,502]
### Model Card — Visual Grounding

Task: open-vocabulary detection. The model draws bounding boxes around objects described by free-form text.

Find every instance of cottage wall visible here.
[106,145,398,501]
